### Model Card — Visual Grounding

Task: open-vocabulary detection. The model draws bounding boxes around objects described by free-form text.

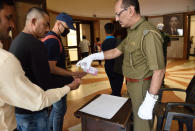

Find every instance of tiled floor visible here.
[63,58,195,131]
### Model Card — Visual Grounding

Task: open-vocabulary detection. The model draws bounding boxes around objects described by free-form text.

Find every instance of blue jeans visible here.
[16,110,48,131]
[49,95,67,131]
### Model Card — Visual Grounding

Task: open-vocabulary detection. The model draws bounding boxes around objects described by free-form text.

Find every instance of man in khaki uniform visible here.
[77,0,165,131]
[0,1,81,131]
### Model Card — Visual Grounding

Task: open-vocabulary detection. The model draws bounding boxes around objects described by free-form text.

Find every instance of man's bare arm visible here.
[104,48,122,60]
[149,68,165,94]
[48,61,86,78]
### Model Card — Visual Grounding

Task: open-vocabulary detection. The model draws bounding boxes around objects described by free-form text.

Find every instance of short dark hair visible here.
[82,35,86,39]
[121,0,140,14]
[104,23,114,34]
[0,0,14,10]
[96,37,100,42]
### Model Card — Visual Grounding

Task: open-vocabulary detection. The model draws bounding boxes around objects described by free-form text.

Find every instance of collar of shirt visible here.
[105,36,115,40]
[47,31,62,41]
[129,17,145,31]
[0,41,3,49]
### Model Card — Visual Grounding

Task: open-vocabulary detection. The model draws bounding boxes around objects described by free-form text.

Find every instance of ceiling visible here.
[47,0,195,18]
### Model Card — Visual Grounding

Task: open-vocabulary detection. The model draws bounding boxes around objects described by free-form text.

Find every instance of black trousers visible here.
[105,66,124,97]
[81,52,89,59]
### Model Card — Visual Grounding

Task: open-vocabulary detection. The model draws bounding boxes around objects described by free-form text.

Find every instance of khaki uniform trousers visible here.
[127,79,153,131]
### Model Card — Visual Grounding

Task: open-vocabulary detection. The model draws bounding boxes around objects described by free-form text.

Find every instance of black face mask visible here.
[59,23,70,37]
[61,28,70,37]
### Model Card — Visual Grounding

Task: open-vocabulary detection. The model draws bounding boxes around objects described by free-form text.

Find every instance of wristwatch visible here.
[149,93,159,100]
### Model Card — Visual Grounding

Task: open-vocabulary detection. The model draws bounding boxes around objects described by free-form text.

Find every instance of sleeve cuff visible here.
[59,85,70,96]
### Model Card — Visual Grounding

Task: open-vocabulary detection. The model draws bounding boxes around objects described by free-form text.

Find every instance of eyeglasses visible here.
[61,23,69,30]
[115,8,128,17]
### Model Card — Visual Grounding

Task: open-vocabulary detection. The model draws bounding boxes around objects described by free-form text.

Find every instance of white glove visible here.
[76,52,104,70]
[138,91,158,120]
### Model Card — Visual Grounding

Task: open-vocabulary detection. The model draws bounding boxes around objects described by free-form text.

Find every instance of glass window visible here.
[69,48,78,61]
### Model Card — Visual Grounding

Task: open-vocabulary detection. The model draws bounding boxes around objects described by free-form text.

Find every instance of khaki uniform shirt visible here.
[117,17,165,79]
[0,47,70,131]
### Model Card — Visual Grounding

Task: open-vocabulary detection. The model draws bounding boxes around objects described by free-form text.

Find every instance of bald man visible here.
[0,1,80,131]
[9,7,81,131]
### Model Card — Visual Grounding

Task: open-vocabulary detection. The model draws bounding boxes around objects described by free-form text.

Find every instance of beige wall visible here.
[81,24,91,42]
[48,12,57,29]
[47,0,195,17]
[148,17,163,27]
[190,15,195,54]
[148,16,185,59]
[167,37,184,58]
[93,21,100,42]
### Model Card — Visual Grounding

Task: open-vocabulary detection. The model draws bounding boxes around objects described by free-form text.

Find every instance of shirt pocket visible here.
[124,42,139,70]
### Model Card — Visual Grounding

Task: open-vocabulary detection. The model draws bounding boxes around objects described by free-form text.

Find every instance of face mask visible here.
[59,23,70,37]
[61,28,70,37]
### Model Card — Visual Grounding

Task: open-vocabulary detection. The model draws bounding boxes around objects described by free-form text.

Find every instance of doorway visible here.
[189,15,195,57]
[67,21,94,63]
[66,23,78,62]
